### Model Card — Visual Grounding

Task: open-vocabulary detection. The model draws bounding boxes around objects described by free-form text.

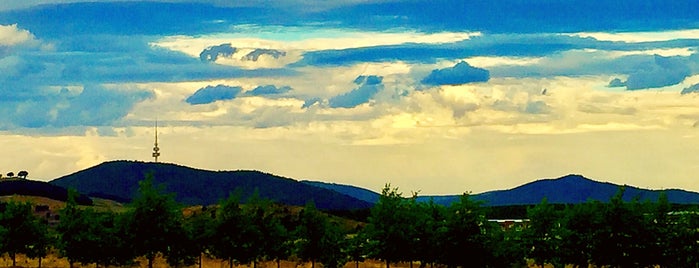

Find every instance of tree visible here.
[295,201,345,268]
[0,201,51,267]
[244,193,290,268]
[6,172,14,178]
[184,207,215,268]
[412,199,446,268]
[363,185,412,268]
[126,174,189,268]
[440,193,493,267]
[346,232,368,268]
[57,189,91,267]
[559,201,605,268]
[593,187,649,268]
[17,171,28,179]
[524,198,563,268]
[211,191,248,268]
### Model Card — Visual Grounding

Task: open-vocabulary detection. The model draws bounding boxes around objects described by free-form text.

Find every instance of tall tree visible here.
[559,201,604,268]
[0,201,50,267]
[57,190,91,267]
[127,174,188,268]
[244,193,290,268]
[211,191,248,268]
[524,198,563,268]
[440,193,493,268]
[295,201,337,268]
[594,187,646,268]
[184,207,215,268]
[363,185,411,268]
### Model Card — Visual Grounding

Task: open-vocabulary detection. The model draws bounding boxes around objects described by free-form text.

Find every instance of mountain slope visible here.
[49,161,373,211]
[0,180,93,205]
[473,174,699,206]
[306,174,699,207]
[301,181,380,203]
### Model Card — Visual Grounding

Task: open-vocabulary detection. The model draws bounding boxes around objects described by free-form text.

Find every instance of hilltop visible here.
[50,161,373,211]
[308,174,699,207]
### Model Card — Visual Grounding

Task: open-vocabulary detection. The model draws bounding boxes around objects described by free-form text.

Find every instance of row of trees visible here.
[2,176,699,268]
[0,170,29,179]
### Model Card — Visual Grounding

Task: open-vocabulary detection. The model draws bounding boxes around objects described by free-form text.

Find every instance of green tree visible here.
[346,232,368,268]
[559,201,604,268]
[440,193,493,267]
[524,198,563,268]
[184,206,215,268]
[244,193,290,268]
[363,185,412,268]
[413,199,446,268]
[295,201,346,268]
[593,187,648,268]
[126,174,189,268]
[57,190,95,267]
[0,201,51,267]
[211,191,248,268]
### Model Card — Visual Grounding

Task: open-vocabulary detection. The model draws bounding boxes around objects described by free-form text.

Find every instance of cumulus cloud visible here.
[0,24,34,46]
[247,85,292,96]
[329,75,384,108]
[421,61,489,86]
[625,55,692,90]
[186,85,242,105]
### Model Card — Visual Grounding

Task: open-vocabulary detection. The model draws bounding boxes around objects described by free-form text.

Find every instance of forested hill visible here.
[0,180,93,205]
[307,174,699,206]
[49,161,373,211]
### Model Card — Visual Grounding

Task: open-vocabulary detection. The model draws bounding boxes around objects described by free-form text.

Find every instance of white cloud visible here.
[0,24,35,46]
[152,27,479,65]
[569,29,699,43]
[463,56,542,68]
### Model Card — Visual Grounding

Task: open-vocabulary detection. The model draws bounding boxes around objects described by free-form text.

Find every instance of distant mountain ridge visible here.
[48,161,699,210]
[50,161,373,211]
[306,174,699,207]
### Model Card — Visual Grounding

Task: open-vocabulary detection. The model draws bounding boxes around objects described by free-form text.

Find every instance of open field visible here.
[0,254,582,268]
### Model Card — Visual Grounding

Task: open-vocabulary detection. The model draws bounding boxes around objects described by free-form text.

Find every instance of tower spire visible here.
[152,119,160,162]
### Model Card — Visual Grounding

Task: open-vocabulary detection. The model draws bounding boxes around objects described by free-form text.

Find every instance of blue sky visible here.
[1,0,699,194]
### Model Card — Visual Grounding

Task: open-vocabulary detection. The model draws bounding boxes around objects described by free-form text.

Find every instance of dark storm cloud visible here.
[186,85,242,105]
[328,75,383,108]
[421,61,489,86]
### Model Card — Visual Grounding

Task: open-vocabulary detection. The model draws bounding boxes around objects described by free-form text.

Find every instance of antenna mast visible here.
[152,119,160,162]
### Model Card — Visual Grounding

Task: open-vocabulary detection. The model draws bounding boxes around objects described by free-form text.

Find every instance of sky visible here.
[1,0,699,195]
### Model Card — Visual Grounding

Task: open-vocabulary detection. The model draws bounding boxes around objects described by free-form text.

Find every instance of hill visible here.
[302,180,380,203]
[473,174,699,206]
[306,174,699,207]
[0,180,93,205]
[50,161,373,211]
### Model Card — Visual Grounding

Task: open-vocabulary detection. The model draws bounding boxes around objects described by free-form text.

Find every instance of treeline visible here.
[2,177,699,268]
